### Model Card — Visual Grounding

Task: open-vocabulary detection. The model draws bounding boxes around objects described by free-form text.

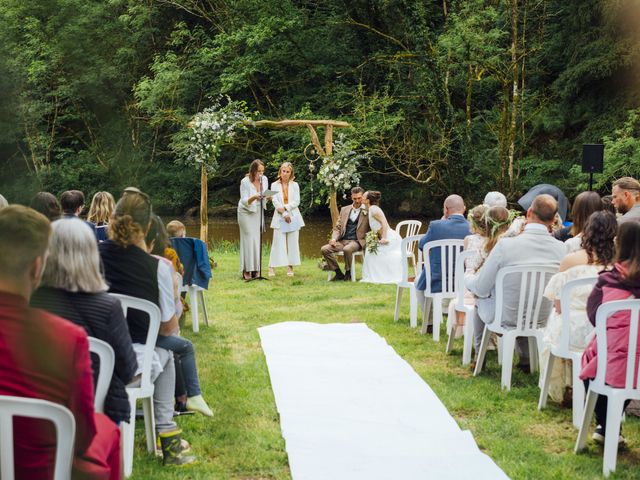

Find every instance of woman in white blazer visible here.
[238,159,269,280]
[268,162,305,276]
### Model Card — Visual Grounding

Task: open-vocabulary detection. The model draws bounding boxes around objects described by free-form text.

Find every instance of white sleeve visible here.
[240,177,251,207]
[157,260,176,322]
[287,182,300,210]
[271,182,283,211]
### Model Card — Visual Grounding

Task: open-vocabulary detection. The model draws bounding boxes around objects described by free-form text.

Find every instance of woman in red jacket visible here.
[580,221,640,444]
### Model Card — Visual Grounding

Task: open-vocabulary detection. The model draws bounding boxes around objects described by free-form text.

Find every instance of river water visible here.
[182,216,425,258]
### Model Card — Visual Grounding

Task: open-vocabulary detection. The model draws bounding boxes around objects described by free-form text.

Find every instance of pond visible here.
[182,215,426,258]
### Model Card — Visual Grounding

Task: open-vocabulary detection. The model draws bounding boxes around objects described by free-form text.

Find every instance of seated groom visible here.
[320,186,370,281]
[415,194,470,332]
[0,205,121,479]
[465,194,567,368]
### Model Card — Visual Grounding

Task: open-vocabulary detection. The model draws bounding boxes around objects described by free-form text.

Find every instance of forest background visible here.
[1,0,640,217]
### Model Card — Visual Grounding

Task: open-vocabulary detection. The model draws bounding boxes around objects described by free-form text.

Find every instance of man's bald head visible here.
[529,194,558,225]
[444,195,465,217]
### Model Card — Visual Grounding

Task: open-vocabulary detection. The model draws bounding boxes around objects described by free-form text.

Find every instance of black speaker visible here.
[582,144,604,173]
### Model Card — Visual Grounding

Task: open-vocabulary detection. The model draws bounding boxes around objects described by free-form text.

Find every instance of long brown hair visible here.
[569,191,602,236]
[108,187,152,247]
[615,221,640,286]
[248,159,264,182]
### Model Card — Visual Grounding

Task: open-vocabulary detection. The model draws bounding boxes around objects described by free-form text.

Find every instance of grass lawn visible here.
[132,250,640,479]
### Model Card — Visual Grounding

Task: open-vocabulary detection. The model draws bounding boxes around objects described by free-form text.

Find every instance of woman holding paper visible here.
[268,162,305,277]
[238,159,270,280]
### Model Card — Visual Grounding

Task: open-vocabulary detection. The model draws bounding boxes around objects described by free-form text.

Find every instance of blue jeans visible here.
[156,334,202,397]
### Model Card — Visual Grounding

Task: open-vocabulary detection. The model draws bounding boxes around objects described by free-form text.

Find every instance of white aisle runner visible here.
[258,322,509,480]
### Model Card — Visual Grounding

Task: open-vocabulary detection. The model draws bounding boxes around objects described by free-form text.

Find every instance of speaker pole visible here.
[588,171,594,192]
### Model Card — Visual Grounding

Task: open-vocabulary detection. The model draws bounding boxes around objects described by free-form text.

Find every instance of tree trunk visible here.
[200,164,209,246]
[324,125,339,226]
[507,0,520,192]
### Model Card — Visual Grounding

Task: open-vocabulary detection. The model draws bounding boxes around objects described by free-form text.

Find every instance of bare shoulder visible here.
[559,249,588,272]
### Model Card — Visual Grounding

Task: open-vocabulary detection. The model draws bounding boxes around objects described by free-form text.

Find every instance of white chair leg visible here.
[199,290,209,326]
[603,397,625,476]
[575,389,598,452]
[538,354,555,411]
[122,398,136,477]
[462,315,474,365]
[500,335,516,391]
[420,297,432,335]
[142,396,156,453]
[350,255,356,282]
[409,288,417,328]
[528,337,539,373]
[445,322,456,354]
[497,335,503,365]
[394,287,403,322]
[432,297,442,342]
[571,361,585,428]
[473,326,490,376]
[189,286,199,333]
[327,272,332,281]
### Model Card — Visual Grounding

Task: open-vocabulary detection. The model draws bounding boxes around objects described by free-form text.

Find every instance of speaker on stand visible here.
[582,144,604,191]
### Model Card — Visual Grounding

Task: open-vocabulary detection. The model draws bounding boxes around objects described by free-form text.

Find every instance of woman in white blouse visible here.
[238,159,269,280]
[268,162,305,277]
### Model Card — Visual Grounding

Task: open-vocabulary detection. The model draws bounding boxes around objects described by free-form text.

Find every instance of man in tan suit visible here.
[320,187,370,281]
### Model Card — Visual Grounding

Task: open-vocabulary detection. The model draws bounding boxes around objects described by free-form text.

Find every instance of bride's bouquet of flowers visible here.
[365,230,379,254]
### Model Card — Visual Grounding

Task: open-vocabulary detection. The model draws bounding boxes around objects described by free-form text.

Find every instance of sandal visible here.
[268,268,276,277]
[287,267,294,277]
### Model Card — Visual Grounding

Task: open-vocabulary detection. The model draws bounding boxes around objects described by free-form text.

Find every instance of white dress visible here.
[538,263,601,402]
[360,206,403,284]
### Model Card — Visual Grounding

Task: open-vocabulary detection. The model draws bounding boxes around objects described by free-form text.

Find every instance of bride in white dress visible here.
[361,191,403,284]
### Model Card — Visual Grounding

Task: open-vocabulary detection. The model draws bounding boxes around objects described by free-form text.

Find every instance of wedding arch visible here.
[188,108,355,243]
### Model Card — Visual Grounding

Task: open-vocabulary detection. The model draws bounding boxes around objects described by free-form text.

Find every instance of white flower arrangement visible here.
[187,96,249,174]
[316,135,367,194]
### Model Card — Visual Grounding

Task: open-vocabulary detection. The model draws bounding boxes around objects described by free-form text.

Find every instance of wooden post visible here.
[324,125,339,227]
[200,164,209,246]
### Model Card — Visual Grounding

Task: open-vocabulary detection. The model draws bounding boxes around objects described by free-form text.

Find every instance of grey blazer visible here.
[465,225,567,327]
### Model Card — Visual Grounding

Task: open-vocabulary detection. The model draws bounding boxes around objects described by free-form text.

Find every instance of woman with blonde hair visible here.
[88,191,116,242]
[268,162,305,277]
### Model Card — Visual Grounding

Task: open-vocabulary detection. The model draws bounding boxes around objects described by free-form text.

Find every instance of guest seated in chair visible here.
[540,211,617,404]
[466,194,567,369]
[99,187,198,465]
[320,186,370,281]
[30,217,138,426]
[580,221,640,444]
[415,194,470,329]
[0,205,121,479]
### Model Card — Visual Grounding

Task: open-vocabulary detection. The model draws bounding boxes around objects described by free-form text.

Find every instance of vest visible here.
[342,213,358,241]
[99,240,160,343]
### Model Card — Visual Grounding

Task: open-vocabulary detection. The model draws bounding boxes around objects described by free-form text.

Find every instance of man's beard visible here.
[618,203,630,215]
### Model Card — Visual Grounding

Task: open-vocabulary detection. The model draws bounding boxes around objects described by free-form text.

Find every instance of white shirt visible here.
[349,206,362,223]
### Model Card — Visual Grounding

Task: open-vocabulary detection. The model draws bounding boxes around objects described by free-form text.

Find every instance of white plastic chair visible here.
[176,272,209,333]
[394,235,423,328]
[109,293,161,478]
[445,250,477,365]
[575,299,640,476]
[473,265,557,391]
[420,239,465,341]
[538,277,598,427]
[326,250,363,282]
[0,395,75,480]
[396,221,422,275]
[88,337,115,414]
